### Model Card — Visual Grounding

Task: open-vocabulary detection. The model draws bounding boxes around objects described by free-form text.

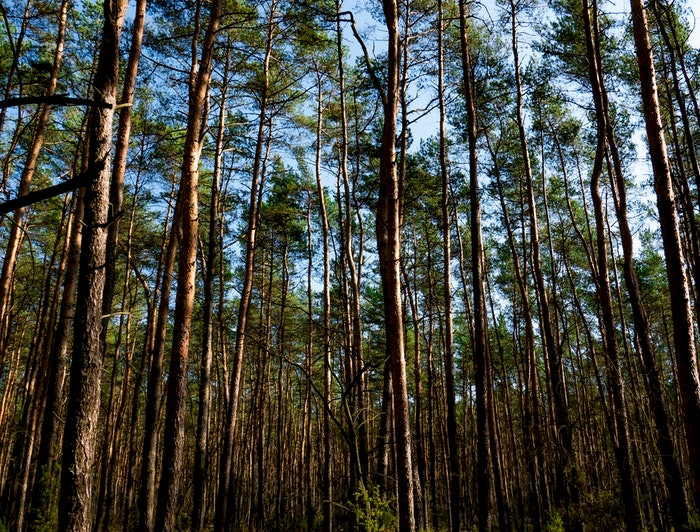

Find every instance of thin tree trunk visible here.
[312,68,333,532]
[0,0,68,352]
[216,6,275,526]
[138,184,180,532]
[192,41,229,532]
[487,133,544,530]
[437,1,459,529]
[154,0,222,526]
[459,2,490,529]
[339,20,368,495]
[0,0,32,140]
[377,1,415,530]
[509,0,579,514]
[580,0,641,526]
[100,0,147,359]
[29,136,88,529]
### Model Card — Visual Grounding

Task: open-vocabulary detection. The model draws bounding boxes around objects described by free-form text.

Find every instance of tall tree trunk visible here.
[336,0,368,489]
[437,2,459,528]
[377,1,415,530]
[138,183,180,532]
[216,5,275,526]
[509,0,579,514]
[630,0,700,507]
[0,0,32,140]
[312,68,333,532]
[303,192,314,532]
[154,0,222,527]
[100,0,147,359]
[0,0,68,352]
[192,41,229,532]
[459,2,490,529]
[58,0,128,528]
[487,133,545,530]
[580,0,641,526]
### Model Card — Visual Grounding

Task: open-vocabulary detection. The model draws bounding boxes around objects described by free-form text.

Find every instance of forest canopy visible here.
[0,0,700,530]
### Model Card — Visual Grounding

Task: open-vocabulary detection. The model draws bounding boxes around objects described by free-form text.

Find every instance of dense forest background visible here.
[0,0,699,529]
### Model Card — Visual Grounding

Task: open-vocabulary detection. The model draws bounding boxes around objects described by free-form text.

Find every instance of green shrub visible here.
[349,485,398,532]
[545,510,565,532]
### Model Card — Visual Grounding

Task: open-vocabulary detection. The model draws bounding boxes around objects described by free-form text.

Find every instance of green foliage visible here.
[544,510,565,532]
[31,465,60,532]
[683,514,700,531]
[349,485,398,532]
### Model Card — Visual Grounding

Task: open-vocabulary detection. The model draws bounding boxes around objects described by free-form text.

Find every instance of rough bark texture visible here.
[58,0,127,529]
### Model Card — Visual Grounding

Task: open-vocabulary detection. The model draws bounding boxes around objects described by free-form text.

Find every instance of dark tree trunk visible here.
[376,1,415,530]
[58,0,128,528]
[459,2,491,529]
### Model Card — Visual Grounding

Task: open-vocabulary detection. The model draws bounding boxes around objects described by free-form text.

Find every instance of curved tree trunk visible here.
[580,0,641,527]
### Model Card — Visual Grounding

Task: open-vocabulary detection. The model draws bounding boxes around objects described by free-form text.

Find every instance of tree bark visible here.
[458,2,490,529]
[58,0,128,528]
[154,0,222,527]
[437,2,460,529]
[630,0,700,507]
[377,1,415,530]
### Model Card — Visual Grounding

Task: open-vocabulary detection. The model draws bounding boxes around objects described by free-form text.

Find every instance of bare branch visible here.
[0,95,112,110]
[0,162,104,215]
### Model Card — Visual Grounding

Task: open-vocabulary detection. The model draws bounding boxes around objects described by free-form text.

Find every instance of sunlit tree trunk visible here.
[154,0,222,527]
[192,41,229,532]
[630,0,700,507]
